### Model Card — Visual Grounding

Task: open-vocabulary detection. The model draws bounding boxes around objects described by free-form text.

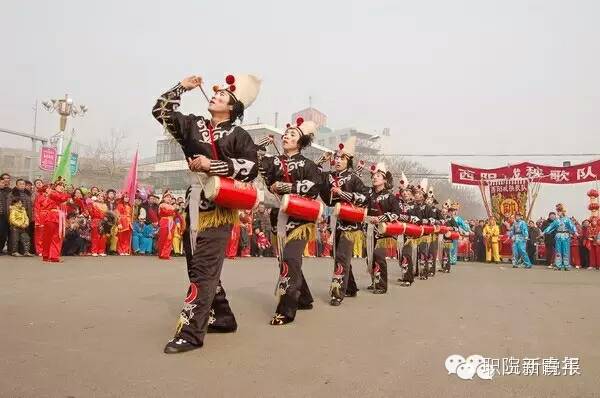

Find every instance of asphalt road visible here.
[1,255,599,398]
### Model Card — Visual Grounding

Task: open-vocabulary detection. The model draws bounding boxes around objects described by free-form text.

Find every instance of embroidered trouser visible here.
[450,239,459,265]
[174,224,236,346]
[372,243,388,291]
[554,234,571,269]
[417,237,431,277]
[275,238,314,320]
[400,239,416,284]
[330,232,358,300]
[442,241,452,272]
[512,236,531,267]
[429,234,439,275]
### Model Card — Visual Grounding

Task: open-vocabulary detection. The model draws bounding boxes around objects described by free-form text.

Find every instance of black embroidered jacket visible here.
[320,168,369,232]
[260,153,322,232]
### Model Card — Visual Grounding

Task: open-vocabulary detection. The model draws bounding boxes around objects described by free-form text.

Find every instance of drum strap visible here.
[279,156,292,183]
[366,223,375,274]
[207,123,219,160]
[187,184,203,255]
[396,233,405,270]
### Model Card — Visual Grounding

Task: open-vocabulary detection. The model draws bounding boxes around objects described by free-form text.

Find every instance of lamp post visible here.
[42,94,87,153]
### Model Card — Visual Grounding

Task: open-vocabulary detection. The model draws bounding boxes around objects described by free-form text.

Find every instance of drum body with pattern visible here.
[280,194,324,222]
[204,176,259,210]
[333,202,367,223]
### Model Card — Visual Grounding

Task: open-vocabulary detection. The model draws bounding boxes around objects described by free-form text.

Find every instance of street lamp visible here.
[42,94,87,152]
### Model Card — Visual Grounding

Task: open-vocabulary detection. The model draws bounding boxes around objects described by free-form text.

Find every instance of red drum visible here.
[333,202,367,223]
[204,176,259,210]
[422,225,435,235]
[281,194,324,222]
[438,225,449,234]
[445,231,460,240]
[379,222,425,238]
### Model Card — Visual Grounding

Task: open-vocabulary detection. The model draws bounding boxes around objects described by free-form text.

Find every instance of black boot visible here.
[163,338,202,354]
[270,313,293,325]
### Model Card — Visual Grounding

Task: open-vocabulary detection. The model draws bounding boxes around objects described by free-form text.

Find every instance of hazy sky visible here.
[1,0,599,219]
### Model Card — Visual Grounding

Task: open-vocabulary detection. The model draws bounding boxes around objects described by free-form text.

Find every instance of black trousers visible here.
[275,238,314,320]
[580,246,590,268]
[372,245,388,291]
[417,239,430,279]
[526,241,536,265]
[0,216,9,254]
[429,235,440,276]
[442,241,452,272]
[9,226,31,254]
[400,240,416,284]
[545,240,555,266]
[330,233,358,300]
[174,224,236,346]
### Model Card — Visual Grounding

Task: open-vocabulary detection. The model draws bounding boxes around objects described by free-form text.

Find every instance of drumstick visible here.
[199,84,211,103]
[269,135,282,156]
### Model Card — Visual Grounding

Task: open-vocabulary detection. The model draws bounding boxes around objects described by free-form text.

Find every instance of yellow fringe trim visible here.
[443,242,453,249]
[197,207,239,232]
[405,238,418,247]
[341,230,364,243]
[286,223,316,243]
[376,237,396,249]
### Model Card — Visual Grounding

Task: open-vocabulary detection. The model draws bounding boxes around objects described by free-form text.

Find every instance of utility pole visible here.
[28,100,39,180]
[274,112,278,128]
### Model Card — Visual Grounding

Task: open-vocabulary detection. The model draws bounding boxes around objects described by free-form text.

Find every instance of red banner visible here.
[451,160,600,185]
[39,147,57,171]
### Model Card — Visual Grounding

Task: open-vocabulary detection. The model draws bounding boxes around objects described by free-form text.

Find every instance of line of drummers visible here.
[212,130,470,312]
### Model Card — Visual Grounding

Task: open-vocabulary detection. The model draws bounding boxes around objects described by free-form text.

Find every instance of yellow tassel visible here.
[376,237,396,249]
[286,223,316,243]
[341,230,364,242]
[405,238,418,247]
[197,207,239,232]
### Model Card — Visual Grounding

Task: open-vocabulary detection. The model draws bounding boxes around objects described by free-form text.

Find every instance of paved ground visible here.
[1,255,599,398]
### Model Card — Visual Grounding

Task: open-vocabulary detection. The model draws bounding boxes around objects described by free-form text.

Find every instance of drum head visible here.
[317,201,325,220]
[203,176,220,201]
[280,194,290,212]
[379,223,387,235]
[333,202,342,216]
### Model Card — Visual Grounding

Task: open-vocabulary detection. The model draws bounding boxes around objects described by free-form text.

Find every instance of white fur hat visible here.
[336,136,356,158]
[286,117,317,139]
[213,74,261,109]
[370,162,388,175]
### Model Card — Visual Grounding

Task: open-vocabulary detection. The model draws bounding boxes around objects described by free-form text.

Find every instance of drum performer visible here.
[320,136,369,306]
[397,178,420,286]
[152,73,261,353]
[260,118,321,325]
[364,163,400,294]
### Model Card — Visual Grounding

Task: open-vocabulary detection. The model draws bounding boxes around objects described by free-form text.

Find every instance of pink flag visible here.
[122,149,139,201]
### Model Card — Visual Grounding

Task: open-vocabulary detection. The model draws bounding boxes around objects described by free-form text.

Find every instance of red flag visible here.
[122,149,139,201]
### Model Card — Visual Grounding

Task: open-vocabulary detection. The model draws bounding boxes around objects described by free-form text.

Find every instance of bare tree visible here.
[82,128,129,177]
